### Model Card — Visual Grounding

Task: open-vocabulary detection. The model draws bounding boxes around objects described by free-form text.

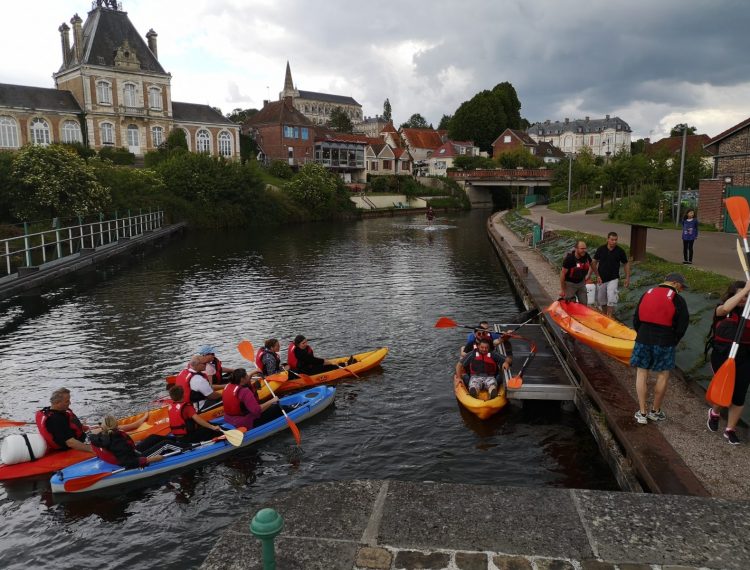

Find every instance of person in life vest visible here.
[707,280,750,444]
[256,338,288,377]
[175,356,223,412]
[35,387,92,453]
[455,338,512,399]
[630,272,689,425]
[197,345,233,385]
[559,240,596,306]
[289,335,339,375]
[426,206,435,223]
[89,415,164,468]
[461,322,505,357]
[222,368,280,430]
[167,385,222,444]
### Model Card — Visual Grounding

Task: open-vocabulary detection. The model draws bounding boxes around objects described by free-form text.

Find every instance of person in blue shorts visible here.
[630,273,689,425]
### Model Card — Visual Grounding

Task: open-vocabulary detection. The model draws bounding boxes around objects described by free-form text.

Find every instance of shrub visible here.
[268,160,294,179]
[98,147,135,166]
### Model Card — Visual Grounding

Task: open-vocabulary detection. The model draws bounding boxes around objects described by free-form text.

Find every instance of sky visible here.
[3,0,750,140]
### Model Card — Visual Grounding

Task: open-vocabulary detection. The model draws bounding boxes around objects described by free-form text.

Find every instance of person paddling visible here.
[456,338,511,399]
[166,385,223,444]
[222,368,280,430]
[175,356,223,412]
[288,335,338,375]
[256,338,288,376]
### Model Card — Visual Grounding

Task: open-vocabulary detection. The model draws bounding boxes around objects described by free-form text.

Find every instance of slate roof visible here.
[0,83,82,113]
[71,7,165,73]
[172,102,235,125]
[401,128,443,150]
[243,99,313,130]
[647,134,713,157]
[314,131,372,144]
[527,116,631,135]
[298,90,360,106]
[536,141,565,158]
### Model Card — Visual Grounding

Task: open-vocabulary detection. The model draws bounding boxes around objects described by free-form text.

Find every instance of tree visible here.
[495,148,543,169]
[328,106,354,133]
[226,108,259,124]
[400,113,430,129]
[437,114,452,130]
[670,123,697,137]
[165,128,189,151]
[10,144,111,220]
[383,99,392,122]
[492,82,522,129]
[284,163,351,216]
[453,155,494,170]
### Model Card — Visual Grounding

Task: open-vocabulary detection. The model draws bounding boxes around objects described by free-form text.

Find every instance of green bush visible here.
[368,176,389,193]
[268,160,294,179]
[98,147,135,166]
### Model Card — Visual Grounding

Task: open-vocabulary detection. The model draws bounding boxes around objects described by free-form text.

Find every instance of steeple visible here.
[280,61,299,101]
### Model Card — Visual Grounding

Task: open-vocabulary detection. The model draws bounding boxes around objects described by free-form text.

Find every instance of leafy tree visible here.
[453,155,494,170]
[670,123,697,137]
[328,107,354,133]
[165,128,189,151]
[226,108,259,124]
[492,82,522,129]
[10,144,111,220]
[0,151,16,223]
[630,138,648,155]
[268,160,294,179]
[383,99,392,122]
[400,113,430,129]
[284,163,352,216]
[495,147,543,169]
[437,114,452,130]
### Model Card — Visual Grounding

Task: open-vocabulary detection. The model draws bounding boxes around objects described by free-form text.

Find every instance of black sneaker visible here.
[468,386,478,398]
[724,429,741,445]
[489,387,498,399]
[707,409,720,432]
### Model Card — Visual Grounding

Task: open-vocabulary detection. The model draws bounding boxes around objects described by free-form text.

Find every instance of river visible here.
[0,210,617,569]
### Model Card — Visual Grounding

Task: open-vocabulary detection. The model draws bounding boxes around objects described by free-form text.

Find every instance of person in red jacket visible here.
[222,369,279,430]
[36,387,92,453]
[167,385,223,444]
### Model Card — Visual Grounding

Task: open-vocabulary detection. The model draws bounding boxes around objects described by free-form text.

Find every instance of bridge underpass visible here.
[448,168,553,207]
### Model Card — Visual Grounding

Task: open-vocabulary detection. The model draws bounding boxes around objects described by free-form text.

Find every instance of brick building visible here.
[242,98,315,167]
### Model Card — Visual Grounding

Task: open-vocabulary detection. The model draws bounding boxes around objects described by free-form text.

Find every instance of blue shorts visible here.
[630,342,675,372]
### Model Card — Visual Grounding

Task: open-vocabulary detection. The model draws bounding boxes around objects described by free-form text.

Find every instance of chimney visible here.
[564,118,569,124]
[585,116,589,121]
[146,29,158,59]
[59,22,71,67]
[71,14,83,63]
[605,114,610,120]
[263,99,269,107]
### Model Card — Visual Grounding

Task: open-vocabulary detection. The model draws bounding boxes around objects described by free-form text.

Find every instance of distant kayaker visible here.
[456,338,512,399]
[288,335,339,375]
[426,206,435,223]
[36,388,92,453]
[197,345,234,385]
[167,385,223,444]
[90,415,165,468]
[560,240,594,305]
[175,356,223,412]
[256,338,288,376]
[222,368,280,430]
[592,232,631,317]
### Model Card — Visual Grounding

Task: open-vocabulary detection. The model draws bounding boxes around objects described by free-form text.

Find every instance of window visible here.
[504,135,511,143]
[100,122,114,145]
[123,83,137,107]
[0,116,19,148]
[218,131,232,156]
[30,118,50,146]
[370,161,378,171]
[96,80,112,104]
[383,160,392,170]
[301,128,309,140]
[148,87,162,110]
[151,126,164,147]
[196,129,211,153]
[127,125,139,147]
[283,125,296,138]
[61,120,81,144]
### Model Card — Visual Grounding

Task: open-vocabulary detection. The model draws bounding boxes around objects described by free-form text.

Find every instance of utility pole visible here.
[567,154,573,213]
[675,127,688,226]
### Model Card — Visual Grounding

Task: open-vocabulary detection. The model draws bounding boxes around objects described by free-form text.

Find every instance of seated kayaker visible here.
[256,338,288,376]
[461,326,510,357]
[89,415,164,469]
[35,387,92,453]
[289,335,339,376]
[456,338,512,399]
[197,345,234,385]
[175,356,223,412]
[167,385,223,444]
[222,368,280,430]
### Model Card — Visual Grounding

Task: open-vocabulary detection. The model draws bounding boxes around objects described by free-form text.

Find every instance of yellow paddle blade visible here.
[220,428,245,447]
[707,359,735,407]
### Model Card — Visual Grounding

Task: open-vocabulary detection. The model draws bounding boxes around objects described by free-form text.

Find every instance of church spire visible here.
[280,61,299,100]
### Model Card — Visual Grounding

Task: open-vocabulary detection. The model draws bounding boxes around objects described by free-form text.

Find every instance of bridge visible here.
[447,168,554,206]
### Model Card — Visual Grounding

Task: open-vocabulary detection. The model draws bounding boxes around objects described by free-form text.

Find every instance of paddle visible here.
[0,418,33,428]
[218,427,244,447]
[500,308,541,338]
[261,378,301,445]
[737,239,750,280]
[506,340,538,390]
[237,339,255,362]
[336,362,361,379]
[435,309,540,335]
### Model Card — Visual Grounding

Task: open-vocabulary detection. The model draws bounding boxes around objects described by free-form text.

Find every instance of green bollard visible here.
[249,508,284,570]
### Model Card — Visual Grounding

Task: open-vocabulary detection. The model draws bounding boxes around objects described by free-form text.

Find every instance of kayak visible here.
[50,386,335,493]
[0,401,225,481]
[453,374,508,420]
[255,347,389,400]
[547,300,635,364]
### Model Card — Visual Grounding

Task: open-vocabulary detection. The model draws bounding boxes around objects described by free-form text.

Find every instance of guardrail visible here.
[1,211,164,276]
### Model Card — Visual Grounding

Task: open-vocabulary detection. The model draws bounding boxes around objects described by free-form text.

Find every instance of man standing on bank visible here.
[631,273,690,425]
[559,240,595,305]
[592,232,631,317]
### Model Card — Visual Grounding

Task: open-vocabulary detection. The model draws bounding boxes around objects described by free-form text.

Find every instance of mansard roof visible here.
[536,141,566,158]
[243,99,313,129]
[297,90,360,107]
[0,83,82,113]
[172,102,235,126]
[528,116,631,135]
[68,6,165,73]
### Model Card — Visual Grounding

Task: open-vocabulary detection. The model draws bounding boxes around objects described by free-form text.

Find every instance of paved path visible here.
[526,206,744,280]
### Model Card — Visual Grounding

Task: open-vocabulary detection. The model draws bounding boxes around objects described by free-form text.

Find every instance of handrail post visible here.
[78,216,84,251]
[250,508,284,570]
[99,213,105,246]
[128,209,132,238]
[53,217,62,259]
[4,241,10,275]
[114,210,119,240]
[23,222,32,267]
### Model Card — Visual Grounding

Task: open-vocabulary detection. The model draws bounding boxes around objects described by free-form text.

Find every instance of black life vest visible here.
[90,430,139,467]
[713,308,750,346]
[469,351,498,377]
[637,286,677,327]
[565,251,591,283]
[35,407,84,450]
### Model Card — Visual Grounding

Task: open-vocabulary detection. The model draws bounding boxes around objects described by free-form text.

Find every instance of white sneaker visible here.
[634,410,648,425]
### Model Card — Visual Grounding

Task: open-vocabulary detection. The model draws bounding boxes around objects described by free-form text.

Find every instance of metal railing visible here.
[1,210,164,276]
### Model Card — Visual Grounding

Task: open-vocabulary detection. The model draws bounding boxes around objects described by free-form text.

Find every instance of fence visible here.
[1,211,164,276]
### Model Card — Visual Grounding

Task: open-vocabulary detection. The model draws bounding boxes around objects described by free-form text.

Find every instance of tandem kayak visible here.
[50,386,335,493]
[0,401,225,481]
[255,347,389,400]
[453,374,508,420]
[547,300,635,363]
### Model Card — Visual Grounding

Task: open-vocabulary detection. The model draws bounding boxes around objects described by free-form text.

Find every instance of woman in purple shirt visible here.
[222,369,279,430]
[681,209,698,265]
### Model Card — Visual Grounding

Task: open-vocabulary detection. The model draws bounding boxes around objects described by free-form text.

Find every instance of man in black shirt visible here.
[559,240,594,305]
[592,232,631,316]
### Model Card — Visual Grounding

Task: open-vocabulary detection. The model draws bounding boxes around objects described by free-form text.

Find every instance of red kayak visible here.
[0,449,93,480]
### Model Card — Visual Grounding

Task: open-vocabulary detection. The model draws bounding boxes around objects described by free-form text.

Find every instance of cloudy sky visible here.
[4,0,749,139]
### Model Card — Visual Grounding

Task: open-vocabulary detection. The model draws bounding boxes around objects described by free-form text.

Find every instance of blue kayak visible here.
[50,386,335,493]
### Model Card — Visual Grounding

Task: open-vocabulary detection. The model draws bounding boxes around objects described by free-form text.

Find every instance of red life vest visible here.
[35,407,84,450]
[637,286,677,326]
[469,351,498,377]
[168,401,195,436]
[91,430,137,466]
[223,384,254,416]
[287,343,313,370]
[565,252,591,282]
[207,356,223,383]
[256,348,280,375]
[255,348,266,371]
[713,308,750,346]
[175,368,209,404]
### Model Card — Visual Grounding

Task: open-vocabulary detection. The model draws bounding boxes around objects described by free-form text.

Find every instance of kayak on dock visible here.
[50,386,335,493]
[546,300,635,364]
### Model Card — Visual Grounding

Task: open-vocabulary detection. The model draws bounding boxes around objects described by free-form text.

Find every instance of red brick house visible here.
[491,128,537,156]
[242,97,315,166]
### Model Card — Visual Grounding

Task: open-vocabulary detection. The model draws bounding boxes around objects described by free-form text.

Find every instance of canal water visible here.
[0,210,617,569]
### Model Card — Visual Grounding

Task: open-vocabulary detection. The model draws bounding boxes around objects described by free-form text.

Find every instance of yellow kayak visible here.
[453,373,508,420]
[547,300,635,363]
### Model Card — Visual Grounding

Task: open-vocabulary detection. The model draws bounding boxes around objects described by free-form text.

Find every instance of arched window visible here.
[61,120,81,144]
[0,116,19,148]
[151,125,164,147]
[30,118,50,146]
[123,83,137,107]
[127,124,139,147]
[196,129,211,153]
[148,86,162,110]
[218,131,232,157]
[96,80,112,104]
[100,122,114,145]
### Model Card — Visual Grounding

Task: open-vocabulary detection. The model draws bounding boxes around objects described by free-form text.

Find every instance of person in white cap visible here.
[197,345,233,386]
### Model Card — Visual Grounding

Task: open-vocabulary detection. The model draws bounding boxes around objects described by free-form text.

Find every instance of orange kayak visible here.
[547,300,635,363]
